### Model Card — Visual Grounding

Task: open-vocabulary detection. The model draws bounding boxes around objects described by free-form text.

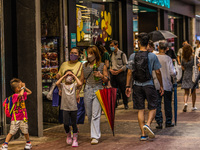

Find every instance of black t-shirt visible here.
[165,49,177,59]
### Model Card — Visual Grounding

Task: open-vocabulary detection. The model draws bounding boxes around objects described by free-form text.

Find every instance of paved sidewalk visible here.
[5,87,200,150]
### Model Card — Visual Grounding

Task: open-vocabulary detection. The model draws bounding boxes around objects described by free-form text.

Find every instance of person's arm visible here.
[71,73,82,87]
[155,69,164,96]
[76,68,84,94]
[94,65,109,83]
[56,73,68,89]
[125,69,132,97]
[117,53,128,74]
[21,83,32,96]
[105,60,109,69]
[177,56,181,65]
[56,63,64,79]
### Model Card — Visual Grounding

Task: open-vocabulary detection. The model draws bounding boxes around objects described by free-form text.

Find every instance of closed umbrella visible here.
[95,88,117,136]
[173,83,178,125]
[149,30,177,42]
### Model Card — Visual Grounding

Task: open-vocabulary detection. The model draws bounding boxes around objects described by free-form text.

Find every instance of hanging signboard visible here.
[142,0,170,8]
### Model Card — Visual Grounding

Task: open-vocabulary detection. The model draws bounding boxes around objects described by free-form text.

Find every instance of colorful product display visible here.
[41,37,59,95]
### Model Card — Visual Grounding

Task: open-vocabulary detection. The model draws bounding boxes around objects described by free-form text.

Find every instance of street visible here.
[6,87,200,150]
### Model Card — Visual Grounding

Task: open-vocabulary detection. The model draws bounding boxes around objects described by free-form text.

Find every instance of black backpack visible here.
[132,51,151,83]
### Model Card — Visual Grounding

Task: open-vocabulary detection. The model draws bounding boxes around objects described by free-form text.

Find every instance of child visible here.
[56,70,82,147]
[1,78,32,150]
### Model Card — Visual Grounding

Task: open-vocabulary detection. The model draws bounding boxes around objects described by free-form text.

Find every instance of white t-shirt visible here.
[195,47,200,57]
[60,83,77,111]
[152,55,176,91]
[177,48,183,63]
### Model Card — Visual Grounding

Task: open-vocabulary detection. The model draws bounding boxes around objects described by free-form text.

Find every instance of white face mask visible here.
[88,55,96,62]
[65,76,73,83]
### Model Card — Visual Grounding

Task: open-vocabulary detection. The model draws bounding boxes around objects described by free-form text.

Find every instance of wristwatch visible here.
[126,86,130,88]
[21,87,25,90]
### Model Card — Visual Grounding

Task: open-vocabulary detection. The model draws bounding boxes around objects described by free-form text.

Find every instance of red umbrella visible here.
[95,88,117,136]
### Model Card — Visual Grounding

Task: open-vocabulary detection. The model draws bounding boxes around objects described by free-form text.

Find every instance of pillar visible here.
[121,0,133,57]
[16,0,43,137]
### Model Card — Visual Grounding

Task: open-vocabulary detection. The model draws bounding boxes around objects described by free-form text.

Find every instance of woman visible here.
[95,42,110,69]
[83,46,109,144]
[181,44,199,112]
[56,47,85,125]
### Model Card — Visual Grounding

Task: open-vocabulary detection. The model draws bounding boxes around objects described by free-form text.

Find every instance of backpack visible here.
[132,51,151,83]
[3,95,15,118]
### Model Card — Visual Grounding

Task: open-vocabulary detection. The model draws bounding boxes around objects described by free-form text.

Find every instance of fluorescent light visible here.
[76,4,87,8]
[196,15,200,18]
[140,10,147,12]
[133,9,139,10]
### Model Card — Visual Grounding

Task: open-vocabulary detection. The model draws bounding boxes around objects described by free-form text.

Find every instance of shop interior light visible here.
[140,10,147,12]
[79,0,83,3]
[196,15,200,18]
[76,4,87,8]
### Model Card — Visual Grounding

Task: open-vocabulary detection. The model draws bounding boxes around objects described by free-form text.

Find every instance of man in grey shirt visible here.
[109,40,128,109]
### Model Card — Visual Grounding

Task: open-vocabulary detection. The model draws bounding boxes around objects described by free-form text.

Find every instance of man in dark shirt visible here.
[165,43,177,62]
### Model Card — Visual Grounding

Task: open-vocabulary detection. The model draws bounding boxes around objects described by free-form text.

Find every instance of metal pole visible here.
[0,0,7,135]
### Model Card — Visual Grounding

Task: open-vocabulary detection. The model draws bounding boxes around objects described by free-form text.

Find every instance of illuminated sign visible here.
[142,0,170,8]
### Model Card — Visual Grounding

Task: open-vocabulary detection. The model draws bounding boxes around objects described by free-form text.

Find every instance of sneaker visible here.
[24,143,32,150]
[91,138,99,145]
[140,136,148,141]
[192,107,197,111]
[143,125,155,139]
[66,132,72,145]
[183,105,187,112]
[1,144,8,150]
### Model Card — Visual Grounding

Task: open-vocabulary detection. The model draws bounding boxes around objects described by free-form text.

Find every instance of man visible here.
[154,40,176,129]
[165,43,177,62]
[177,40,188,65]
[126,33,164,141]
[109,40,128,109]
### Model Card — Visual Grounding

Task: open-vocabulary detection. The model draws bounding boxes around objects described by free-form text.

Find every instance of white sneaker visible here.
[1,144,8,150]
[192,107,198,111]
[91,138,99,145]
[24,143,32,150]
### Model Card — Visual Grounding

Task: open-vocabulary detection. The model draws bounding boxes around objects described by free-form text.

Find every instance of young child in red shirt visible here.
[1,78,32,150]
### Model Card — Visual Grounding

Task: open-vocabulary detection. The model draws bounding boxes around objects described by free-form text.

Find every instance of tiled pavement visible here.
[6,87,200,150]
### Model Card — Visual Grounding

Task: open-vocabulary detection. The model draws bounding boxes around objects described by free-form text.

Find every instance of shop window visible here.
[76,1,114,46]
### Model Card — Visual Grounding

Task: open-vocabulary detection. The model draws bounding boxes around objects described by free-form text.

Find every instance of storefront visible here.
[133,0,195,53]
[76,0,119,56]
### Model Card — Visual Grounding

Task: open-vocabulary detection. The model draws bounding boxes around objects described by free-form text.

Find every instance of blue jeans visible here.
[155,90,173,124]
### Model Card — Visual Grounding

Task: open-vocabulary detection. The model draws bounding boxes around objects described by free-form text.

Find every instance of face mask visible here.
[70,54,78,61]
[65,76,73,83]
[88,55,96,62]
[110,46,115,51]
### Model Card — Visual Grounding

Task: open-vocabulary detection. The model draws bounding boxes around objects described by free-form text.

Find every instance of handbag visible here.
[174,60,182,82]
[192,56,199,83]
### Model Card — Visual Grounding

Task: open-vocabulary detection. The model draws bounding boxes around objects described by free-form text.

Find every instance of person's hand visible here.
[93,71,103,78]
[109,69,115,75]
[21,82,25,88]
[64,71,73,77]
[178,62,181,65]
[159,86,164,96]
[125,87,131,97]
[76,94,80,103]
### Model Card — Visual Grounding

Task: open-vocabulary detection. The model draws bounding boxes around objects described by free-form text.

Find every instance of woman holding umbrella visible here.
[181,44,199,112]
[83,46,109,144]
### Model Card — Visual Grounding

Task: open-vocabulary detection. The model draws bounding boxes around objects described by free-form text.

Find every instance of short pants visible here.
[9,121,28,135]
[132,85,158,110]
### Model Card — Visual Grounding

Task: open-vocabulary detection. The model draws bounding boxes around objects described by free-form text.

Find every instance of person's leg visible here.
[146,109,156,127]
[4,134,12,143]
[138,109,145,136]
[184,89,189,104]
[71,111,78,133]
[84,88,93,124]
[183,89,189,112]
[192,89,196,108]
[132,85,146,136]
[155,91,163,125]
[91,92,102,140]
[63,111,70,133]
[164,91,173,125]
[24,133,30,141]
[117,72,128,108]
